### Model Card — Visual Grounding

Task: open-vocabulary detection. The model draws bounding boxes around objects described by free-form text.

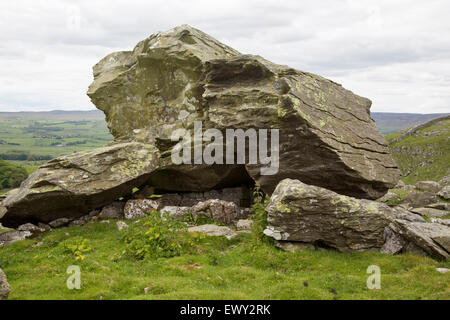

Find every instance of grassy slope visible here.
[386,118,450,184]
[0,220,449,300]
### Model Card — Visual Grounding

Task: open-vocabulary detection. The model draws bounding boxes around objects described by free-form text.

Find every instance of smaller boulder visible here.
[68,216,90,227]
[236,219,253,232]
[38,223,52,232]
[190,199,242,225]
[401,191,437,208]
[0,230,32,247]
[377,192,397,203]
[188,224,238,240]
[425,202,450,211]
[436,268,450,274]
[124,199,159,219]
[438,175,450,187]
[100,202,125,219]
[410,207,449,218]
[0,268,10,300]
[430,218,450,227]
[160,206,190,220]
[116,221,128,231]
[415,181,441,193]
[437,185,450,200]
[17,223,46,236]
[48,218,72,228]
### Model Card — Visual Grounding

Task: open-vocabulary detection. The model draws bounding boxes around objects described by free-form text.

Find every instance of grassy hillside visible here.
[386,117,450,184]
[1,217,449,300]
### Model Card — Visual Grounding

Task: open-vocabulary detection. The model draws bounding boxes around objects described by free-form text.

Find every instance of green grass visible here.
[387,119,450,184]
[0,219,449,300]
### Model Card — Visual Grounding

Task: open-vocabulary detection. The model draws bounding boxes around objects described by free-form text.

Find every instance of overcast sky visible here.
[1,0,449,113]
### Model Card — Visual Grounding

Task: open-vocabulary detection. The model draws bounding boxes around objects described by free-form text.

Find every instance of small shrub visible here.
[122,210,205,259]
[60,237,92,261]
[249,185,271,246]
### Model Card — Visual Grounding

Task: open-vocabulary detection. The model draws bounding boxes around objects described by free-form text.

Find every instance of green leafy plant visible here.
[122,210,203,259]
[249,184,271,246]
[60,237,92,261]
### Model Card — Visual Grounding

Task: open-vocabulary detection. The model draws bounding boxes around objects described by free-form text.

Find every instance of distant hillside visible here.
[0,110,105,121]
[386,116,450,184]
[372,112,449,135]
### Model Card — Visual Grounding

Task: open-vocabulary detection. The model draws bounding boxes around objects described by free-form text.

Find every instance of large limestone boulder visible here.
[0,25,400,226]
[87,24,400,199]
[264,179,449,259]
[0,142,160,227]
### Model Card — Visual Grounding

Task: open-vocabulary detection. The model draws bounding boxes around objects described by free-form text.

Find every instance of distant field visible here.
[0,110,112,168]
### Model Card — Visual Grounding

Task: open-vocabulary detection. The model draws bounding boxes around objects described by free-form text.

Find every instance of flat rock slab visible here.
[410,207,449,218]
[0,142,160,227]
[188,224,238,240]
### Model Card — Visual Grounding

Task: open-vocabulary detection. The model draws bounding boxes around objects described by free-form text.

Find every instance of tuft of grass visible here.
[0,219,449,300]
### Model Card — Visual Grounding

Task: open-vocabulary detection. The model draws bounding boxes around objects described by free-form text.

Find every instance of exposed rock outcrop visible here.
[264,179,449,259]
[87,24,399,199]
[0,25,400,227]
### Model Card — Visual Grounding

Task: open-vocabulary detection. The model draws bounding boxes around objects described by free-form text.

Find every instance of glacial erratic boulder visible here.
[264,179,449,259]
[87,24,400,199]
[1,25,400,227]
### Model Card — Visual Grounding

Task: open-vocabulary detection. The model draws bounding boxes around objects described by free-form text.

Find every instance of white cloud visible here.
[0,0,449,113]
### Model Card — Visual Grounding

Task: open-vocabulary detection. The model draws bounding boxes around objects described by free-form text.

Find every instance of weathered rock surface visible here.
[415,181,441,193]
[158,187,251,207]
[264,179,449,259]
[188,224,238,240]
[401,191,438,208]
[17,223,46,236]
[100,201,125,219]
[0,268,10,300]
[124,199,159,219]
[410,207,448,218]
[0,230,32,247]
[0,142,159,227]
[189,199,243,224]
[87,24,399,199]
[0,25,400,227]
[236,219,253,231]
[159,206,190,219]
[48,218,72,228]
[389,221,450,259]
[116,221,128,231]
[438,185,450,200]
